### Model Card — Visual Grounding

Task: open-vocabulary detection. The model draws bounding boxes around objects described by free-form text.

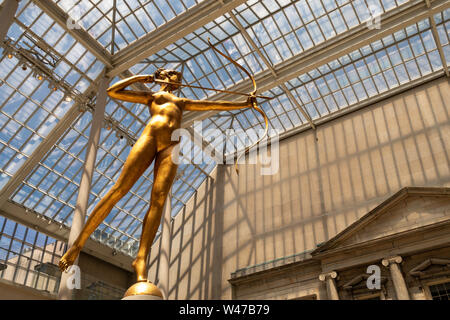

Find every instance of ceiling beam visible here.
[0,73,105,208]
[277,71,445,144]
[228,10,316,129]
[180,0,450,127]
[0,73,135,272]
[0,200,133,272]
[30,0,113,67]
[430,15,449,77]
[108,0,248,77]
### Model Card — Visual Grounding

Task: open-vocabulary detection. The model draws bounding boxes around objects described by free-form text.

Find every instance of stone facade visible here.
[230,188,450,300]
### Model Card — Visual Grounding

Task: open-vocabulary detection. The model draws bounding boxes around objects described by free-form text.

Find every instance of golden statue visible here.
[58,68,256,293]
[59,39,272,298]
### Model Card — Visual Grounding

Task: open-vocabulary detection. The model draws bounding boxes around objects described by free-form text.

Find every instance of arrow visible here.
[153,79,274,100]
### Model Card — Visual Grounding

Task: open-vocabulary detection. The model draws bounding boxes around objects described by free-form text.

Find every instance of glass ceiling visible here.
[203,13,450,154]
[0,0,449,258]
[55,0,206,53]
[1,0,104,190]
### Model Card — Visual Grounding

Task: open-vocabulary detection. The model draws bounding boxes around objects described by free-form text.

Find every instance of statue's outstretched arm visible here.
[107,75,154,105]
[183,97,254,111]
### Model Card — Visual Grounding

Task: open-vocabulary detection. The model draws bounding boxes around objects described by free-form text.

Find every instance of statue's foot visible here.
[132,257,147,282]
[59,245,81,272]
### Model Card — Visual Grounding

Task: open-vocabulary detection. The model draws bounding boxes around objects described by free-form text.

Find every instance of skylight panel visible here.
[54,0,206,53]
[279,17,448,124]
[202,10,448,155]
[0,0,103,189]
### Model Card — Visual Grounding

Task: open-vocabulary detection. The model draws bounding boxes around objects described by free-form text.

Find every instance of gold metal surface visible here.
[58,68,254,284]
[123,281,163,299]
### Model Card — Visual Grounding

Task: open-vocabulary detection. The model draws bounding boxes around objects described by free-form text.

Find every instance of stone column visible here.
[0,0,19,41]
[58,76,110,300]
[319,271,339,300]
[382,256,410,300]
[158,193,172,300]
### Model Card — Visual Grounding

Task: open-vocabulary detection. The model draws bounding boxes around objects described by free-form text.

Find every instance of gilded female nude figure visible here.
[58,68,255,282]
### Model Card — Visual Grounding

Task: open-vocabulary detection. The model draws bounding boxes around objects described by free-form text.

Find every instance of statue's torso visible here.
[145,91,184,151]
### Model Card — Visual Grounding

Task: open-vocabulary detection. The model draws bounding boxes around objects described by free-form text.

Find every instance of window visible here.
[429,282,450,301]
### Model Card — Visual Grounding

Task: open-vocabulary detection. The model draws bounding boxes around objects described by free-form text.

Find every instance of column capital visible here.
[319,271,338,281]
[382,255,403,267]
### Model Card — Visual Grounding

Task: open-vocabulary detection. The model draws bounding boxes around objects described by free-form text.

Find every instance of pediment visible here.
[313,187,450,255]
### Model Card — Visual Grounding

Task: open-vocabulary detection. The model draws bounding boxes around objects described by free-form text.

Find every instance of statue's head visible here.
[154,68,182,90]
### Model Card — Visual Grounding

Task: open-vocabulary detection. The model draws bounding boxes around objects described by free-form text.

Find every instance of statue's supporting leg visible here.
[59,134,157,271]
[133,145,178,282]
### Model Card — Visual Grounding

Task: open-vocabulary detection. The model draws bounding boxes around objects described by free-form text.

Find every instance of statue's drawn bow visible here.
[207,38,269,175]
